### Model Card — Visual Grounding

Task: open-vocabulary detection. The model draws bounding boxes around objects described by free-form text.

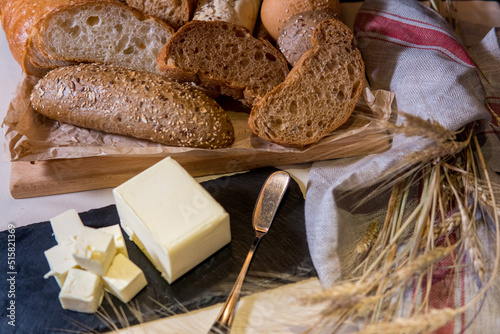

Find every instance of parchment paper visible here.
[2,74,394,162]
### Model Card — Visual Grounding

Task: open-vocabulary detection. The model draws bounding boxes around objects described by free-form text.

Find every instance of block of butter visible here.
[113,157,231,283]
[59,268,104,313]
[72,226,116,276]
[103,253,147,303]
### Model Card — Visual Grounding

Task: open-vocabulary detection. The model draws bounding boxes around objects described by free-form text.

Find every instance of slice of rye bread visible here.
[125,0,197,30]
[29,0,175,74]
[277,9,340,66]
[156,20,290,107]
[248,18,365,147]
[30,63,235,149]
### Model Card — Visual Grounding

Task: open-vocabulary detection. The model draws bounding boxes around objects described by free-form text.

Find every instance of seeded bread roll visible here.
[30,64,235,149]
[248,18,365,147]
[157,20,289,107]
[260,0,342,41]
[30,1,175,74]
[125,0,197,30]
[277,9,339,66]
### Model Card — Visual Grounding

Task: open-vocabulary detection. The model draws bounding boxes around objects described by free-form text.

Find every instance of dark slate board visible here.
[0,167,316,334]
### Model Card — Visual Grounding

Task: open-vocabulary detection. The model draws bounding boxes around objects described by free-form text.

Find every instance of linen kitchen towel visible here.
[305,0,500,332]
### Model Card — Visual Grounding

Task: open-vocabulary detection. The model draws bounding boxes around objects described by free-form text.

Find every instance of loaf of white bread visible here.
[0,0,175,76]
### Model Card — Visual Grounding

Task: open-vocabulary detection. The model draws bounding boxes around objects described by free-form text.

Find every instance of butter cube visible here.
[59,268,104,313]
[103,253,147,303]
[113,157,231,283]
[72,226,116,275]
[44,243,79,287]
[50,209,84,244]
[99,225,129,258]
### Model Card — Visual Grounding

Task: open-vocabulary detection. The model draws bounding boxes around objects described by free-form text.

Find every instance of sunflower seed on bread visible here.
[30,64,235,149]
[248,18,365,147]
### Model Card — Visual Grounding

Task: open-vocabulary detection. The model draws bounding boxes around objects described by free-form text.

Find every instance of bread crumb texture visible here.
[37,2,174,73]
[157,20,289,106]
[249,18,365,147]
[30,64,235,149]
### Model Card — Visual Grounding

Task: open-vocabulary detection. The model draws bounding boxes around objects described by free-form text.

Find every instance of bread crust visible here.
[248,18,365,147]
[0,0,91,75]
[30,64,235,149]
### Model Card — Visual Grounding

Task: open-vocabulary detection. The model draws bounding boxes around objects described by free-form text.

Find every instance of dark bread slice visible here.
[277,9,340,66]
[156,20,289,107]
[248,18,365,147]
[30,63,235,149]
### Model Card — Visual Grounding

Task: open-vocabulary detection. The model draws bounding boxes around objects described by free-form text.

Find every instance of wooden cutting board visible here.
[9,131,387,198]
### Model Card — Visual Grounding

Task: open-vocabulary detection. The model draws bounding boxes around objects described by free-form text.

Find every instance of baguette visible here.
[30,0,175,74]
[157,20,289,107]
[30,64,235,149]
[248,18,365,147]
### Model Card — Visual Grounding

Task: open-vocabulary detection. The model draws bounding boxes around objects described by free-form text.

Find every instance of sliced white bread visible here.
[248,18,365,147]
[28,0,175,74]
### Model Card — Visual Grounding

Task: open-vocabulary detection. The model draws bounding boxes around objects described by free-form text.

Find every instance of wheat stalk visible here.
[381,111,455,143]
[356,307,458,334]
[394,246,455,283]
[303,109,500,333]
[433,211,461,237]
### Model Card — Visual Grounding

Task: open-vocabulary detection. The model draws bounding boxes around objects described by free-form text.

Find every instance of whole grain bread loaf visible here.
[248,18,365,147]
[125,0,196,30]
[30,64,235,149]
[157,20,289,107]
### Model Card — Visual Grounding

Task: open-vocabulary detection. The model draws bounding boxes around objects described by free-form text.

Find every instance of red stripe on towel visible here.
[355,11,475,67]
